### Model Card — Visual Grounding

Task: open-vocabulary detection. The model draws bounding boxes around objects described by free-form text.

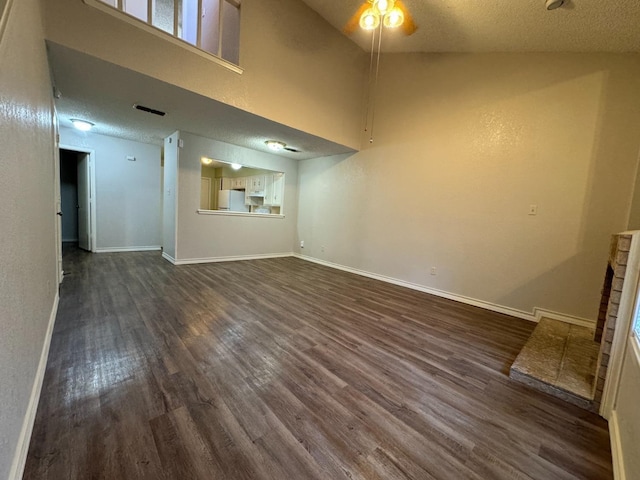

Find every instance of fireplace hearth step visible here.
[509,317,599,411]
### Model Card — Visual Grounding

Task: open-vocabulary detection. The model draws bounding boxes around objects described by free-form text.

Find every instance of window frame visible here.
[83,0,243,74]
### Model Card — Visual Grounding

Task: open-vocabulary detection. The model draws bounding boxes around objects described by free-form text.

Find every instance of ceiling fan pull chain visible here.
[363,26,377,135]
[369,22,384,144]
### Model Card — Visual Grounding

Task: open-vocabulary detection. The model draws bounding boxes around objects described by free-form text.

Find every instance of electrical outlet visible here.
[300,240,304,248]
[529,204,538,215]
[430,267,437,275]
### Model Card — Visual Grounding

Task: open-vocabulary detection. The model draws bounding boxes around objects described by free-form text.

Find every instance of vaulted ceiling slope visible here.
[47,42,355,159]
[301,0,640,53]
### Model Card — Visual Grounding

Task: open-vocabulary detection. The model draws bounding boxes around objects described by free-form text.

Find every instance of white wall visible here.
[297,53,640,321]
[0,0,57,477]
[60,127,162,251]
[43,0,365,151]
[169,131,298,262]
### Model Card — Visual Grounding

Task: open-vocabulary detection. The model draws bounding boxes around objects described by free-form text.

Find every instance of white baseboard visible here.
[94,246,162,253]
[162,251,176,264]
[8,292,59,480]
[173,252,294,265]
[609,410,626,480]
[293,254,536,322]
[533,308,596,329]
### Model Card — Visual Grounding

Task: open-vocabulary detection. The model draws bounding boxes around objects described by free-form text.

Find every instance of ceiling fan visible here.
[343,0,417,36]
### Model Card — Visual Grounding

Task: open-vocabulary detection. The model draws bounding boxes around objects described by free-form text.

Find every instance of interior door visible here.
[77,153,91,251]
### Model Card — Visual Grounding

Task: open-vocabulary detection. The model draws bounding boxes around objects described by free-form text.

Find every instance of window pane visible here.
[153,0,175,34]
[201,0,220,55]
[179,0,198,45]
[98,0,117,7]
[123,0,148,22]
[221,0,240,64]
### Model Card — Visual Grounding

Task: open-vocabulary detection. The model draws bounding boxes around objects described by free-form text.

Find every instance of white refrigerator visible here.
[218,190,249,212]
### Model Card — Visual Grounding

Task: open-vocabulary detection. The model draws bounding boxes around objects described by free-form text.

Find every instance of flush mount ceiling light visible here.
[545,0,564,9]
[265,140,286,151]
[70,119,94,131]
[201,157,213,165]
[230,163,242,170]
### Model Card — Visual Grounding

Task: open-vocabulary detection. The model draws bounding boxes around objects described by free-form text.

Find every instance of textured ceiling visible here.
[46,42,355,160]
[300,0,640,53]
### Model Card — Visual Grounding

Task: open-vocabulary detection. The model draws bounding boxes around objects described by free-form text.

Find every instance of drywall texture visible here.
[172,132,298,261]
[615,340,640,480]
[60,127,162,250]
[43,0,365,150]
[297,53,640,320]
[0,0,57,477]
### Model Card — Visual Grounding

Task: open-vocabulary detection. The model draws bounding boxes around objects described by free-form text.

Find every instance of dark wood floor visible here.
[23,248,613,479]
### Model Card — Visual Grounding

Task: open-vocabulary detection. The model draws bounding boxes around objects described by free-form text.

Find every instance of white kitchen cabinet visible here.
[247,175,266,196]
[232,177,246,189]
[264,173,284,207]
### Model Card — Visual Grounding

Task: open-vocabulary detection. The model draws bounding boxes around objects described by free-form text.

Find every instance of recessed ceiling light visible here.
[230,163,242,170]
[265,140,286,151]
[71,119,94,131]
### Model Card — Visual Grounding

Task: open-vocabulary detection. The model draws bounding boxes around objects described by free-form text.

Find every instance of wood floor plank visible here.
[23,247,613,479]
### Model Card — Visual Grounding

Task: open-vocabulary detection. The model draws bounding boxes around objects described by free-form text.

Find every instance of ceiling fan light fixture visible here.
[383,7,404,28]
[359,8,380,30]
[373,0,395,16]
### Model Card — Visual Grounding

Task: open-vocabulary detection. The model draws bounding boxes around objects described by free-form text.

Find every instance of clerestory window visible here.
[87,0,241,66]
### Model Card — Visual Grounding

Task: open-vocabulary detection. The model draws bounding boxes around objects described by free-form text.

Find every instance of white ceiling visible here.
[301,0,640,53]
[47,42,355,160]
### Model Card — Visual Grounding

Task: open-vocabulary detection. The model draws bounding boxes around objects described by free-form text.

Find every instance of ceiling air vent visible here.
[133,104,166,117]
[283,147,300,153]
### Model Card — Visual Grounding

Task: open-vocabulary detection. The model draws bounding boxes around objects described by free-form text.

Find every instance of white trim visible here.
[532,308,596,328]
[173,252,294,265]
[162,251,176,264]
[197,209,284,219]
[59,144,97,253]
[95,246,162,253]
[601,232,640,418]
[293,254,537,322]
[631,333,640,365]
[609,410,626,480]
[200,176,211,210]
[8,292,59,480]
[82,0,243,74]
[0,0,15,42]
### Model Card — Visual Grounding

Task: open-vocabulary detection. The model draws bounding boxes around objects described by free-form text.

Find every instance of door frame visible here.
[59,144,97,253]
[200,176,212,210]
[600,233,640,418]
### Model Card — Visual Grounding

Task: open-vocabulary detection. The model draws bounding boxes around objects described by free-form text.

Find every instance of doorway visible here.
[58,147,95,260]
